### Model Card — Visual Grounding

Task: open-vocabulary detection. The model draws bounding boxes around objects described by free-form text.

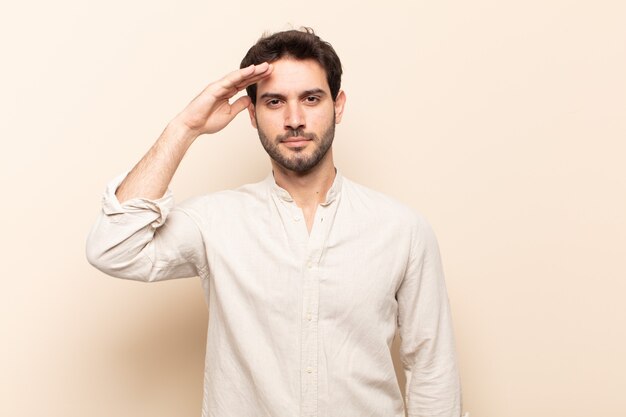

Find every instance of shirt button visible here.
[307,261,313,269]
[306,367,313,373]
[294,215,300,221]
[306,312,312,321]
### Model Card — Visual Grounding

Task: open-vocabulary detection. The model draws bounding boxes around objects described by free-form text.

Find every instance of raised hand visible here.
[174,62,273,136]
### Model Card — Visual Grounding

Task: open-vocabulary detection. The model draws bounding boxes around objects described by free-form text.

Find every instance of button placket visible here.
[301,255,319,417]
[296,189,341,417]
[301,207,329,417]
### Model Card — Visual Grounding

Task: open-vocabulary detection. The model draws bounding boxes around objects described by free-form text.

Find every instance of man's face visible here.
[248,58,345,173]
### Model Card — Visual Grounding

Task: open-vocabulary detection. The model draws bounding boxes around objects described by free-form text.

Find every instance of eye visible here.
[265,98,283,108]
[304,96,320,104]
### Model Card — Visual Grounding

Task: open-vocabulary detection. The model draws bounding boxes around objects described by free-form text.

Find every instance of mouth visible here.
[281,137,311,147]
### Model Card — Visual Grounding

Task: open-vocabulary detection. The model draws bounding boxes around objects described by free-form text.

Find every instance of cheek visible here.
[309,108,335,127]
[256,110,282,129]
[255,116,284,140]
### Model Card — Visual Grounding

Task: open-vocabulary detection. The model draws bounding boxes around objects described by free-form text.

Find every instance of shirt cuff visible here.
[101,169,175,228]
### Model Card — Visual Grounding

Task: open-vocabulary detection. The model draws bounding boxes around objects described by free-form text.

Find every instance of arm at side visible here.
[396,215,464,417]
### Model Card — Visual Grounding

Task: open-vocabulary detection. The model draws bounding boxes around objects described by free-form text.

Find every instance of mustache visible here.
[277,129,317,142]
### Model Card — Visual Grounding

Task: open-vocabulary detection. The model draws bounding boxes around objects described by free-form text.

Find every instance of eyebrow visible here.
[300,88,327,98]
[259,88,327,101]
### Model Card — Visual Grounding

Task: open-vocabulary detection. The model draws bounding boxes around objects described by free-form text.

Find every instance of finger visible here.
[234,64,274,90]
[222,62,271,89]
[211,64,273,99]
[204,63,272,102]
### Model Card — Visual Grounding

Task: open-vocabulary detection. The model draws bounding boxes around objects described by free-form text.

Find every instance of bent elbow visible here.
[85,234,155,281]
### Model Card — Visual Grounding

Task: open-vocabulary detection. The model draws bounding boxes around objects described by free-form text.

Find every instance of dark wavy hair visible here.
[240,27,343,104]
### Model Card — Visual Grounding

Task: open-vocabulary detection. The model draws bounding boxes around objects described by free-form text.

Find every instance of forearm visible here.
[114,63,273,204]
[115,118,198,204]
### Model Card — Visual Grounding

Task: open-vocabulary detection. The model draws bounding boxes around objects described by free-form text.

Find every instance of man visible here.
[86,28,465,417]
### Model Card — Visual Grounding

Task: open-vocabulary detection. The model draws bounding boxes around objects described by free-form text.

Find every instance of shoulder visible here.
[174,177,269,218]
[341,176,429,228]
[342,177,440,247]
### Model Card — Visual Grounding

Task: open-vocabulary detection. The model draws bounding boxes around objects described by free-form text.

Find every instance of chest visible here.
[201,203,411,323]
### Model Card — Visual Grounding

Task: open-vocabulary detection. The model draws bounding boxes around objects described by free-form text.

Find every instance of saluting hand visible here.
[173,62,273,136]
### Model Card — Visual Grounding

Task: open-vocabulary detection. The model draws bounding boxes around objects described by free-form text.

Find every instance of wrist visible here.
[166,118,201,146]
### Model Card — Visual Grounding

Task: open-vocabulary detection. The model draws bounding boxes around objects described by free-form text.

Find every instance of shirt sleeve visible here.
[396,215,464,417]
[85,170,209,282]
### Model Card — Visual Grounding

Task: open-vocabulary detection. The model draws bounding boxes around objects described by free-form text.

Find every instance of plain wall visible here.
[1,1,625,416]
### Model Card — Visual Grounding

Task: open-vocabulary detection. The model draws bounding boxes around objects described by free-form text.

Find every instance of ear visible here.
[333,90,347,124]
[247,101,258,129]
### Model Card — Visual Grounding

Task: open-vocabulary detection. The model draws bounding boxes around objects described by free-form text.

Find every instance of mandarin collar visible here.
[265,168,343,206]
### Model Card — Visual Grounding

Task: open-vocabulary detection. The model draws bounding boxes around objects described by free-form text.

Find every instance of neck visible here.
[271,150,336,209]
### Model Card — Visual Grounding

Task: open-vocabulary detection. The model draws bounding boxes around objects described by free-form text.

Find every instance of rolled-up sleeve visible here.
[396,216,463,417]
[85,170,209,282]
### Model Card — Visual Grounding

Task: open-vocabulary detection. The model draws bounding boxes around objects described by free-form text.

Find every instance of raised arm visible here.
[115,62,273,203]
[86,63,273,281]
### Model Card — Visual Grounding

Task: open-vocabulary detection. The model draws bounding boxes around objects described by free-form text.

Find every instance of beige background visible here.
[1,1,625,416]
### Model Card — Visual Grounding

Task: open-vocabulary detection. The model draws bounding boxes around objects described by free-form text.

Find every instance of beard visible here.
[256,113,336,173]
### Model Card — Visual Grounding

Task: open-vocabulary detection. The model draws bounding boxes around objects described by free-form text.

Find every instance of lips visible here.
[281,137,311,143]
[280,136,311,148]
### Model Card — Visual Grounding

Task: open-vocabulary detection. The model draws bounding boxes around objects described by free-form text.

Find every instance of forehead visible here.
[256,58,330,95]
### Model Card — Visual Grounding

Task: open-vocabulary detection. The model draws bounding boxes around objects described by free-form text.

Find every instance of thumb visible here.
[230,95,252,116]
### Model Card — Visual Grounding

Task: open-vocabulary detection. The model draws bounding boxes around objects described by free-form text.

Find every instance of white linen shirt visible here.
[86,168,463,417]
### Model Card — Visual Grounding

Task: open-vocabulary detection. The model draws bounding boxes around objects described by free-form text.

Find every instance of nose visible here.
[284,101,305,131]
